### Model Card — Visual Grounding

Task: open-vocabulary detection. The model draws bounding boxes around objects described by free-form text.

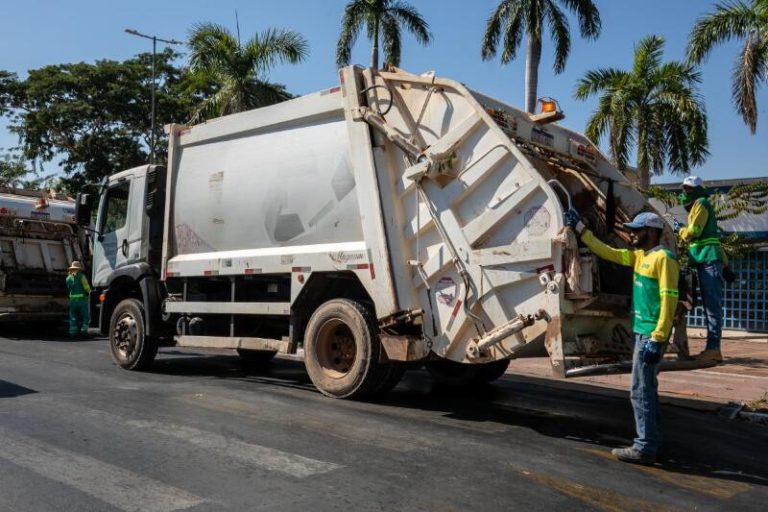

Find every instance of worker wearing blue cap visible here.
[565,209,679,465]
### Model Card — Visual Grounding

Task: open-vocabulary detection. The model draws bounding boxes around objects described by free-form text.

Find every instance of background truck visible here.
[1,187,87,324]
[87,65,704,399]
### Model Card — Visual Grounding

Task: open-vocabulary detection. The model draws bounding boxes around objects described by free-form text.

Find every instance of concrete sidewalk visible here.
[510,329,768,411]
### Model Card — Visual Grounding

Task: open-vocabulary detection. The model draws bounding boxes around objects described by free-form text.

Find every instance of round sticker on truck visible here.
[435,276,457,305]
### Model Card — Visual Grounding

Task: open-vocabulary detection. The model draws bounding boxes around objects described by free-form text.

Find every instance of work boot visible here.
[611,446,656,465]
[695,349,723,363]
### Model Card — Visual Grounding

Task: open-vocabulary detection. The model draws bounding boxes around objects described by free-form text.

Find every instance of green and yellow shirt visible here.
[581,230,679,342]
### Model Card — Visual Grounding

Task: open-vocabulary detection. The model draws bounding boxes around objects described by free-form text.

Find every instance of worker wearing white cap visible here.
[565,209,679,465]
[66,261,91,338]
[675,176,726,362]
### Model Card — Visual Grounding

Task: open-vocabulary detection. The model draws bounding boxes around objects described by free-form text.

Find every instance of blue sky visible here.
[1,0,766,184]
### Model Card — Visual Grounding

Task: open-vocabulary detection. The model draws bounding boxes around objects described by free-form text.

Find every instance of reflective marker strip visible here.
[203,270,219,276]
[244,268,262,275]
[292,267,311,273]
[451,299,462,319]
[344,262,376,280]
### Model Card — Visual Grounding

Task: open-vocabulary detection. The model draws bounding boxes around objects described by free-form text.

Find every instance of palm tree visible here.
[687,0,768,134]
[335,0,432,69]
[481,0,601,113]
[575,35,709,190]
[187,23,308,122]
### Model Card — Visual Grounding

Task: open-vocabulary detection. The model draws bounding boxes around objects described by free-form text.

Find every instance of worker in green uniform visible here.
[565,210,679,464]
[674,176,726,362]
[66,260,91,338]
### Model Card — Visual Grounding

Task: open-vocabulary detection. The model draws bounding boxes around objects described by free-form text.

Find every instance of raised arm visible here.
[651,255,679,342]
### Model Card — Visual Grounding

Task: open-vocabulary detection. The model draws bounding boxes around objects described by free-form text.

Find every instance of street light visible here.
[124,28,184,164]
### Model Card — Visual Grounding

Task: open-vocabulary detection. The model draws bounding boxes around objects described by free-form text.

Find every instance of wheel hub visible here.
[316,320,356,378]
[114,314,138,358]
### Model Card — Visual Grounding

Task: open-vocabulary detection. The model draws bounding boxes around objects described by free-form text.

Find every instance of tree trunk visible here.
[637,164,650,191]
[525,36,542,114]
[371,18,380,69]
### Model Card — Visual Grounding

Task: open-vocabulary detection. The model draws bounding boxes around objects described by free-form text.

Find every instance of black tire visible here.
[426,359,478,386]
[237,349,278,364]
[370,363,407,397]
[109,298,158,371]
[303,299,389,399]
[473,359,511,383]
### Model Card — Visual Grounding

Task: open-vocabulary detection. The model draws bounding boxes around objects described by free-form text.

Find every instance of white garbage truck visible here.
[1,188,87,324]
[87,66,704,398]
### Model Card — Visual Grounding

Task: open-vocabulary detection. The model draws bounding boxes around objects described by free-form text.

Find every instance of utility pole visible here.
[124,29,184,164]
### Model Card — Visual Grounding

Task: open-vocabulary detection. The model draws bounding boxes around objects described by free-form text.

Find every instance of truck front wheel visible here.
[109,299,158,371]
[303,299,389,399]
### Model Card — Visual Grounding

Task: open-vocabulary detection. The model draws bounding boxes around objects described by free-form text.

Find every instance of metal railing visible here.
[687,250,768,332]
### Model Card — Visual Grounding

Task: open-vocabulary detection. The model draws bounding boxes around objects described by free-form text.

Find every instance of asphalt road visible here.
[1,330,767,512]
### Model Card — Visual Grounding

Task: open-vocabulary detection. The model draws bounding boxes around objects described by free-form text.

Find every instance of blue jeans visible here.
[697,261,723,350]
[631,333,665,455]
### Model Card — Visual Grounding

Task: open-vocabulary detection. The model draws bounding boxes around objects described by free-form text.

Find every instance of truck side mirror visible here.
[75,193,92,227]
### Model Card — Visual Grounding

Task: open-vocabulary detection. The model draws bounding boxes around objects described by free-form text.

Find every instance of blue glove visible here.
[672,219,683,233]
[564,208,581,229]
[641,340,665,365]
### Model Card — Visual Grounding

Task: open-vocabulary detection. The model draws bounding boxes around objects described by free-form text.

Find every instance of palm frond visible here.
[732,32,768,133]
[687,0,760,63]
[544,0,571,73]
[481,0,514,60]
[574,68,627,99]
[381,14,402,67]
[559,0,601,39]
[390,2,432,44]
[188,23,239,74]
[244,28,308,73]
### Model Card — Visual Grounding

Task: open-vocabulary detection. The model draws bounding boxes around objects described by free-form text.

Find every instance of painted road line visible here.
[128,420,341,478]
[0,428,204,512]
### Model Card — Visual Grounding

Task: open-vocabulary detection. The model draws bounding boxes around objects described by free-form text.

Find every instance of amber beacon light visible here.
[530,97,565,124]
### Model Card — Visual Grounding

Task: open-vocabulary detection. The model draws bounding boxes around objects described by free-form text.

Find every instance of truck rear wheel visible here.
[303,299,389,399]
[109,298,158,371]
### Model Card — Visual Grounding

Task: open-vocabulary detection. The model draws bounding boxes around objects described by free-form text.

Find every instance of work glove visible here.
[641,340,665,365]
[564,208,581,229]
[672,219,683,233]
[722,266,737,284]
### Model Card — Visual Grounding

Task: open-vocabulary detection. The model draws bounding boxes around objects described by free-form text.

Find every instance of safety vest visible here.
[688,197,724,264]
[66,272,91,300]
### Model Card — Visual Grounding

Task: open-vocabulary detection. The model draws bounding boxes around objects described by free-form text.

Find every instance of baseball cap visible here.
[682,176,703,188]
[623,212,664,230]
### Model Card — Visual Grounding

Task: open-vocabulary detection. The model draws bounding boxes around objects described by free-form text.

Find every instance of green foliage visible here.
[575,36,709,190]
[336,0,432,69]
[687,0,768,133]
[0,153,56,190]
[481,0,601,112]
[0,50,205,194]
[187,23,308,122]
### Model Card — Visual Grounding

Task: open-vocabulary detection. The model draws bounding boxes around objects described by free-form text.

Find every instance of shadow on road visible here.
[0,379,37,398]
[146,351,768,488]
